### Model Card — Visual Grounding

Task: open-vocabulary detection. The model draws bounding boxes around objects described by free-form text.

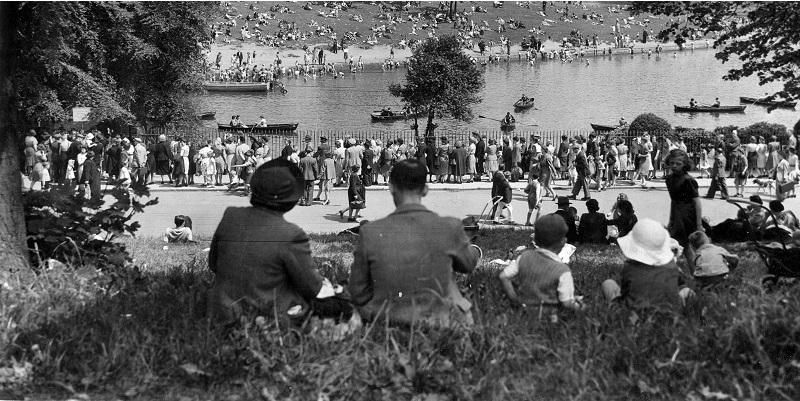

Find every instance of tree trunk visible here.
[0,3,30,280]
[424,108,436,138]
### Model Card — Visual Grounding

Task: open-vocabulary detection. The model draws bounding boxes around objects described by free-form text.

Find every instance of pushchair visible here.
[727,199,800,289]
[463,196,533,233]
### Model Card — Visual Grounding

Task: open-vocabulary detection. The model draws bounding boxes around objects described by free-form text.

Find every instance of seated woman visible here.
[578,199,608,244]
[208,159,352,325]
[760,200,799,241]
[164,215,195,243]
[606,199,638,239]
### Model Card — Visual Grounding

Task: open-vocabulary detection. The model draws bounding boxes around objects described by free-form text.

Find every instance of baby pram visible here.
[727,199,800,289]
[463,196,532,233]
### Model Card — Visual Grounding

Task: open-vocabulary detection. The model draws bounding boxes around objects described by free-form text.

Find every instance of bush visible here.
[739,121,789,144]
[23,185,158,270]
[628,113,671,135]
[793,118,799,136]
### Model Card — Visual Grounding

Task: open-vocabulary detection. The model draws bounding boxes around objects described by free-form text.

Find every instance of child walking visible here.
[524,172,542,226]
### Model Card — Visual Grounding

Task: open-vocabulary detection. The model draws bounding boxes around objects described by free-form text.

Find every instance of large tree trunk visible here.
[0,3,30,279]
[424,108,436,138]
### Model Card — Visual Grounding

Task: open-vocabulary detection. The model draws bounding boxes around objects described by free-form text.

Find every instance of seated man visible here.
[712,97,721,107]
[348,159,482,327]
[689,98,697,108]
[208,159,351,324]
[380,107,393,117]
[164,215,195,243]
[498,214,584,312]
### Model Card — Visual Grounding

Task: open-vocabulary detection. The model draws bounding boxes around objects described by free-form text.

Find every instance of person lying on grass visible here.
[164,215,196,244]
[498,214,585,314]
[348,159,482,327]
[208,158,352,325]
[688,231,739,289]
[601,218,695,308]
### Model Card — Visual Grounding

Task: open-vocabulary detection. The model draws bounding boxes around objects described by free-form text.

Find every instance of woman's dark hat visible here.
[250,159,303,209]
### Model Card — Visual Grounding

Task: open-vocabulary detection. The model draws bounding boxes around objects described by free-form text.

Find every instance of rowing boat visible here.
[513,98,535,109]
[217,123,299,134]
[739,96,796,109]
[674,105,746,113]
[370,110,423,121]
[203,82,271,92]
[500,121,516,131]
[196,111,216,120]
[590,123,618,132]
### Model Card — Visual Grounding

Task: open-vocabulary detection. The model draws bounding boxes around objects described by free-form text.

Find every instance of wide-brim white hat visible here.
[617,218,675,266]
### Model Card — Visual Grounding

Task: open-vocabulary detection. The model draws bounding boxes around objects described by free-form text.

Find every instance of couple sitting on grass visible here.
[208,158,481,327]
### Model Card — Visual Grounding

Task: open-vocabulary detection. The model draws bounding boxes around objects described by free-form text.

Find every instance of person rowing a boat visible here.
[618,117,627,126]
[257,116,268,127]
[712,98,721,108]
[519,94,530,103]
[502,112,516,126]
[232,115,245,127]
[380,107,394,117]
[689,98,697,109]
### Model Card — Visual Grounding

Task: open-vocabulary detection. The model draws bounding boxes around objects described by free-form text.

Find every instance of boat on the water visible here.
[370,110,424,121]
[203,82,271,92]
[674,105,746,113]
[217,123,299,134]
[500,121,516,131]
[590,123,619,132]
[739,96,796,109]
[196,111,216,120]
[513,98,535,110]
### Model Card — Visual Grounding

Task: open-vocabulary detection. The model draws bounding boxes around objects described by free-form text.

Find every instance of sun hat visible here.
[557,196,571,207]
[250,158,303,209]
[617,218,675,266]
[134,137,142,142]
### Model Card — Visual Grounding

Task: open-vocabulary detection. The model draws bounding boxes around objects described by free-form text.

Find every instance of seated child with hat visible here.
[687,231,739,289]
[601,218,694,308]
[498,214,585,315]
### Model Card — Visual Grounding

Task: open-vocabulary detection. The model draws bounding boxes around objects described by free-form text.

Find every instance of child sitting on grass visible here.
[687,231,739,288]
[499,214,584,315]
[601,218,694,308]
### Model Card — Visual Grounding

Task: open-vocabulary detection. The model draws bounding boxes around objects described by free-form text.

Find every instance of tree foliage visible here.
[12,2,216,127]
[739,121,789,143]
[629,113,671,134]
[631,2,800,106]
[389,35,484,135]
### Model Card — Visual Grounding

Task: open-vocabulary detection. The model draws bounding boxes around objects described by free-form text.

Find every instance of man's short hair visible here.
[534,214,568,248]
[390,159,427,192]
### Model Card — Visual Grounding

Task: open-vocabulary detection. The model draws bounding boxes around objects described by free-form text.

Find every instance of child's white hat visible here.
[617,218,675,266]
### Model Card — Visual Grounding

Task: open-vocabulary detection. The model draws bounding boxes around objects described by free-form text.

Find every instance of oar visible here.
[478,115,539,127]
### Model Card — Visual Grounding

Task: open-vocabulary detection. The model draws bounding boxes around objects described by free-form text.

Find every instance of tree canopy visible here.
[629,113,671,134]
[389,35,484,135]
[12,2,216,127]
[632,2,800,106]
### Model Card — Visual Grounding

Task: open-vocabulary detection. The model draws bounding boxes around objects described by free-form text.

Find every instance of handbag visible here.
[349,199,365,209]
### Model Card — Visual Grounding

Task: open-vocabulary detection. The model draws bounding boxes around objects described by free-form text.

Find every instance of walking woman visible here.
[538,146,557,200]
[665,149,703,272]
[755,136,768,178]
[339,165,366,222]
[466,137,477,183]
[435,137,451,183]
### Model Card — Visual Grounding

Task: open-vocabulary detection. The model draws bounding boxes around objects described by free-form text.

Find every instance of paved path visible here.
[133,177,797,238]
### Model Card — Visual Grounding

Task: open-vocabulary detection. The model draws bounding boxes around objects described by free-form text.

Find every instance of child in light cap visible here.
[688,230,739,288]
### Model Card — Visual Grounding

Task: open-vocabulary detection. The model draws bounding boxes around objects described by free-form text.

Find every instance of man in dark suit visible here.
[349,159,482,327]
[554,196,578,244]
[299,150,318,205]
[569,144,592,200]
[475,133,486,181]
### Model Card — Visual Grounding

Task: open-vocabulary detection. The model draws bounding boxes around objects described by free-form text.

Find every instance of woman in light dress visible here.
[466,137,477,183]
[485,139,499,175]
[637,135,653,188]
[616,139,628,181]
[755,136,768,178]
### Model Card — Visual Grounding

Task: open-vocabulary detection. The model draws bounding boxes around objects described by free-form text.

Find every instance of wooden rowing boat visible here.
[590,123,618,132]
[513,98,535,109]
[217,123,299,134]
[370,110,424,121]
[674,105,746,113]
[739,96,796,109]
[500,121,516,131]
[196,111,216,120]
[203,82,271,92]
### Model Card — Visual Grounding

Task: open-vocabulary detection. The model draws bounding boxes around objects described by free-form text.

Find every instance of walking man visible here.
[705,145,729,200]
[568,144,591,201]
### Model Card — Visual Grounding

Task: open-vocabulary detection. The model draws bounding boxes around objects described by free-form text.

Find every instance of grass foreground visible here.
[1,230,799,400]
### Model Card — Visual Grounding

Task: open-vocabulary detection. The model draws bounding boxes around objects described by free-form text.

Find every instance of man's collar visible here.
[390,203,430,215]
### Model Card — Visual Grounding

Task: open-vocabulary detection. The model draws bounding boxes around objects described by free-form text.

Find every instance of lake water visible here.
[200,48,799,134]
